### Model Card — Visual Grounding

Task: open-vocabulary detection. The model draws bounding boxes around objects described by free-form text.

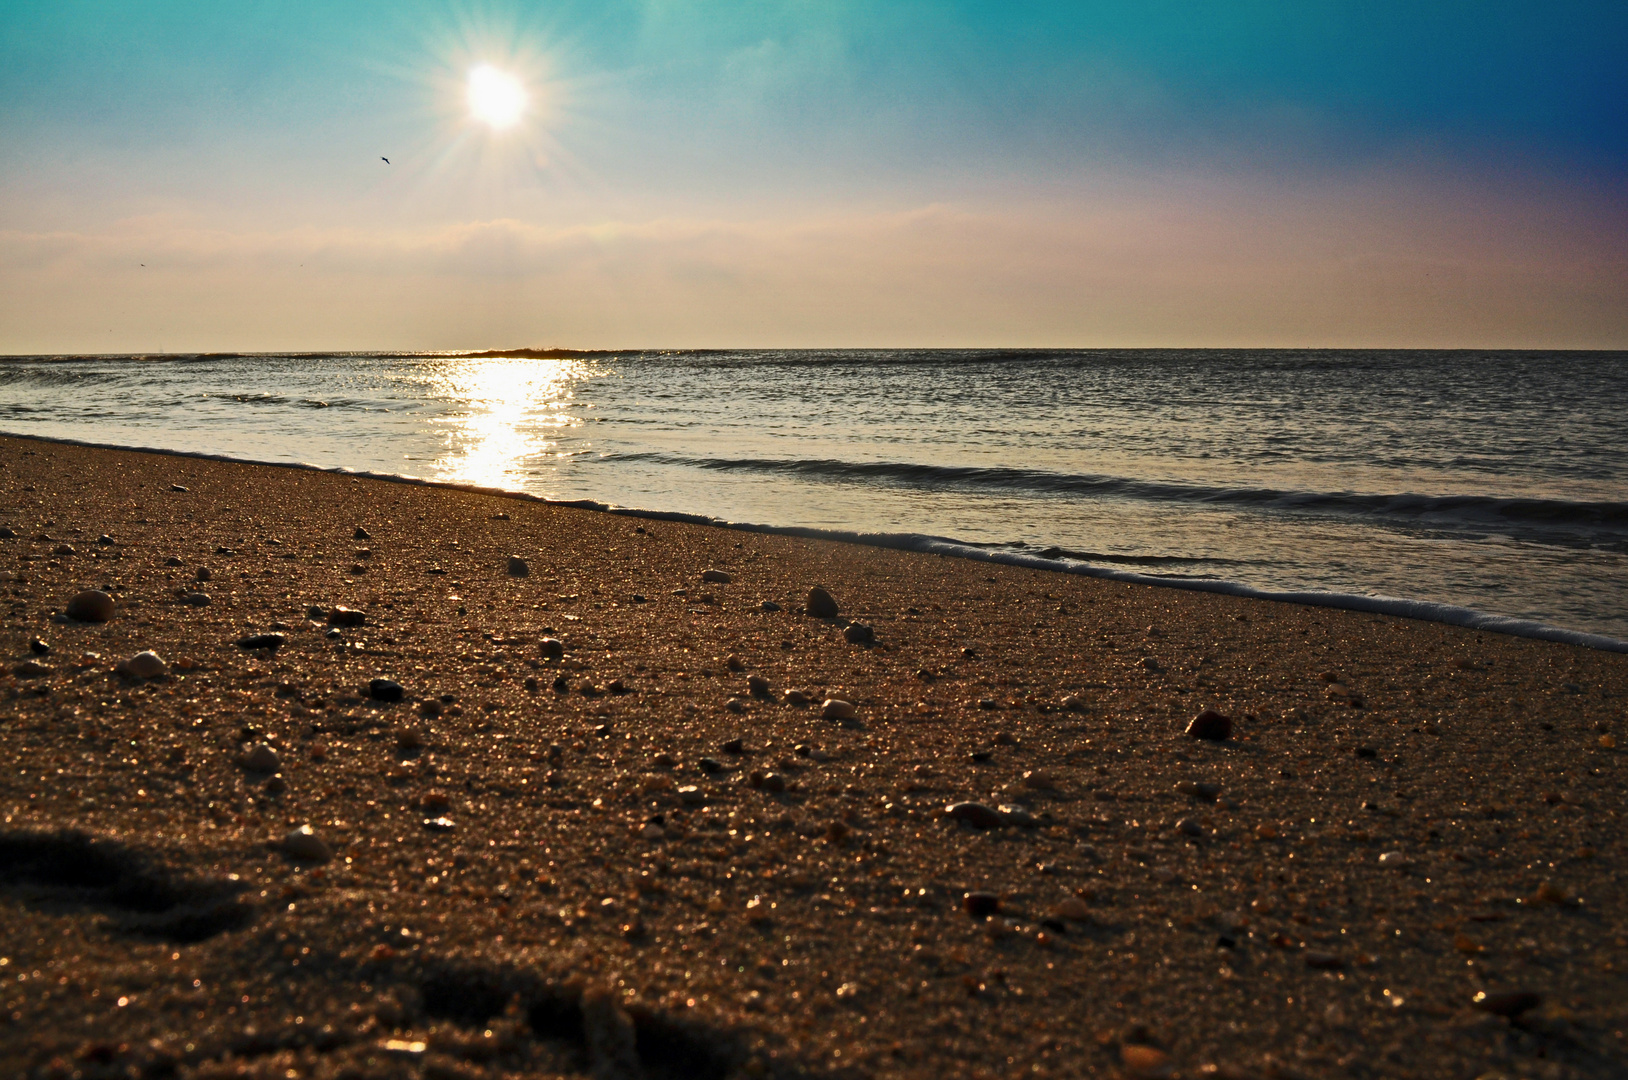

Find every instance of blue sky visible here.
[2,2,1624,349]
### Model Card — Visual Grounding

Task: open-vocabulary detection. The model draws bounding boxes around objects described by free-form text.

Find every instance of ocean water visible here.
[1,349,1624,643]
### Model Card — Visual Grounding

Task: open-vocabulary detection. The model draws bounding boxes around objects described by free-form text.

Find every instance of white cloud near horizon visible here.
[3,172,1624,353]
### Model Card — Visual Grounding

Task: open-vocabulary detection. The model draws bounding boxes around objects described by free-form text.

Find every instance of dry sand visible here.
[0,434,1624,1080]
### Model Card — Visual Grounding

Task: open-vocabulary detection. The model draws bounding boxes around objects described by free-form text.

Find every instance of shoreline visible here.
[2,429,1622,656]
[1,435,1625,1078]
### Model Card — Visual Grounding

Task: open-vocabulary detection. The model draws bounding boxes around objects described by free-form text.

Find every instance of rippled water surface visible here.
[1,349,1624,637]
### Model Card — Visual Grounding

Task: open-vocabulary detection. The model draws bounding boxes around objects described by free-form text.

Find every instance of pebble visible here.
[422,816,455,832]
[652,752,676,768]
[1377,850,1410,868]
[998,804,1037,827]
[539,637,565,661]
[195,567,212,582]
[1185,709,1232,741]
[1473,990,1542,1018]
[354,526,371,540]
[118,650,168,679]
[842,622,875,644]
[0,527,13,538]
[701,568,732,583]
[396,727,427,750]
[1061,694,1084,711]
[1050,897,1092,921]
[721,737,744,753]
[1118,1043,1171,1079]
[747,674,771,697]
[752,771,787,793]
[1022,770,1061,790]
[282,825,332,863]
[724,697,746,713]
[726,654,745,671]
[236,633,286,650]
[366,678,403,702]
[13,659,52,678]
[53,544,76,556]
[784,689,811,706]
[1176,780,1222,800]
[243,744,281,772]
[181,591,211,607]
[327,606,367,627]
[699,757,725,774]
[28,637,49,655]
[1176,818,1204,837]
[945,801,1007,829]
[97,534,114,546]
[805,586,839,618]
[821,698,857,721]
[962,891,1002,919]
[65,589,115,623]
[759,600,781,612]
[677,785,705,805]
[507,556,530,577]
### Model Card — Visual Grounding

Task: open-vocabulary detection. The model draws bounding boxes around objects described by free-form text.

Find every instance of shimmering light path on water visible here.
[1,350,1624,639]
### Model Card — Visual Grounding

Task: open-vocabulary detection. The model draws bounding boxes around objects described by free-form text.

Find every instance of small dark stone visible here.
[0,528,15,539]
[1355,746,1378,759]
[325,628,343,640]
[165,556,184,567]
[805,586,839,619]
[524,676,539,692]
[195,567,212,582]
[1176,818,1204,837]
[759,600,781,612]
[28,637,49,656]
[421,816,455,832]
[1216,935,1237,950]
[539,637,565,661]
[969,750,993,763]
[214,546,234,556]
[722,738,744,754]
[747,674,771,697]
[97,534,115,546]
[701,568,732,584]
[945,802,1008,829]
[354,527,371,540]
[181,592,211,607]
[169,484,188,492]
[1040,917,1068,934]
[1473,990,1542,1018]
[369,678,405,703]
[14,660,52,678]
[507,556,530,577]
[843,622,875,645]
[64,589,114,623]
[962,647,978,659]
[916,668,935,682]
[419,700,443,718]
[553,675,569,693]
[1186,709,1233,741]
[608,678,628,694]
[698,757,725,774]
[962,891,1002,919]
[236,633,286,651]
[631,594,646,603]
[760,772,787,793]
[327,606,367,627]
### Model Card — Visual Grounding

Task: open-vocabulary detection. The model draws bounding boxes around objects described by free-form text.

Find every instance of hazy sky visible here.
[2,2,1624,351]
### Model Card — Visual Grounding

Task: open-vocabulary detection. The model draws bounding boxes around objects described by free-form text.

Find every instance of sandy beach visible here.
[0,434,1624,1080]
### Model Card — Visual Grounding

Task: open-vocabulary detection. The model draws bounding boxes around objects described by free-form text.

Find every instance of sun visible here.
[467,65,526,129]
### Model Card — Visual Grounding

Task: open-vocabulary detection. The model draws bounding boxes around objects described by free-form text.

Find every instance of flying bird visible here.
[381,156,390,164]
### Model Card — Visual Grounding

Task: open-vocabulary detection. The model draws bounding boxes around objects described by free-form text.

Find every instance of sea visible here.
[1,349,1624,648]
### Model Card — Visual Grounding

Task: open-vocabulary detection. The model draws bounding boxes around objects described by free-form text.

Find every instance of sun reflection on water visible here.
[429,357,593,490]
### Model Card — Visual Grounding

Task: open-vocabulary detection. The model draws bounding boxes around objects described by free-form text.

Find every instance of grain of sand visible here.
[0,436,1624,1079]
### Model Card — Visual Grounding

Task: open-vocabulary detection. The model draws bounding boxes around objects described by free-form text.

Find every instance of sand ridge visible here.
[0,436,1624,1079]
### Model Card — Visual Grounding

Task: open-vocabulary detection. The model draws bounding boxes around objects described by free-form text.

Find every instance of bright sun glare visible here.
[468,65,526,129]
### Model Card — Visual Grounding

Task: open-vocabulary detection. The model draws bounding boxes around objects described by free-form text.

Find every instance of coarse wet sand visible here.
[0,434,1624,1080]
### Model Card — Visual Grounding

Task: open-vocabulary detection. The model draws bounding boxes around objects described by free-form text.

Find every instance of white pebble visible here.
[821,698,857,721]
[119,650,168,679]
